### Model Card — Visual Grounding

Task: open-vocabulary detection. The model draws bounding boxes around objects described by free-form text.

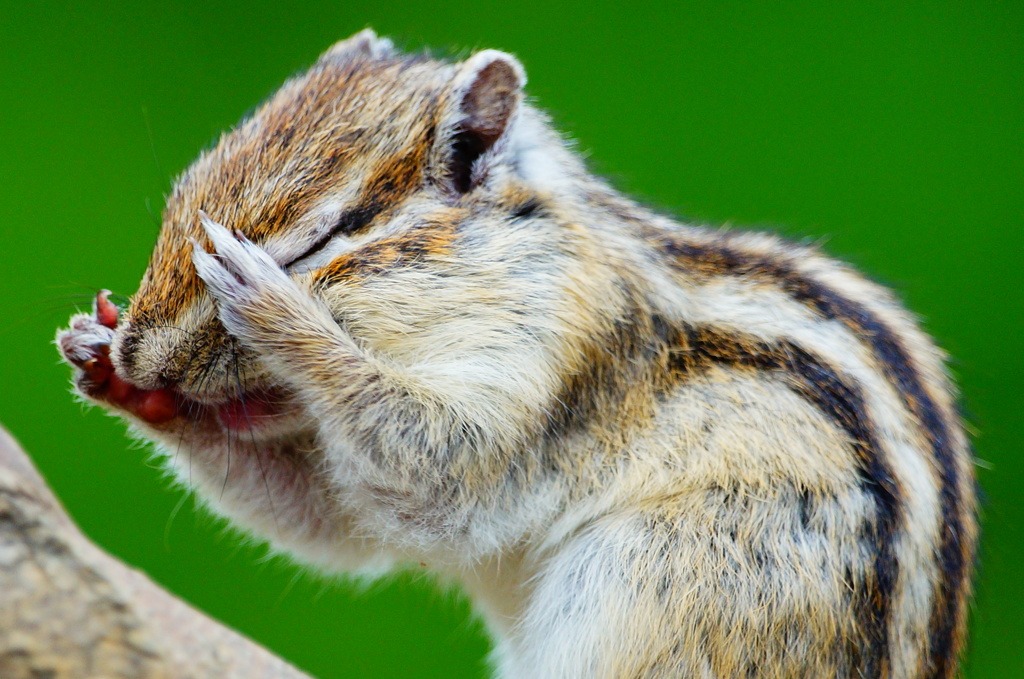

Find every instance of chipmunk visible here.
[57,29,977,678]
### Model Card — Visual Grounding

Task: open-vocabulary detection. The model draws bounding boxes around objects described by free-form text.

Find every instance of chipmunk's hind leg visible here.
[501,490,870,679]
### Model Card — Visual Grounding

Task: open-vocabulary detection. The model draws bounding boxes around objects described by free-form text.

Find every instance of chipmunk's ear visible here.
[438,50,526,193]
[319,28,394,63]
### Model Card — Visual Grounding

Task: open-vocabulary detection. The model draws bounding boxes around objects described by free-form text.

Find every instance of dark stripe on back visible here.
[659,234,967,676]
[542,305,900,672]
[673,325,901,676]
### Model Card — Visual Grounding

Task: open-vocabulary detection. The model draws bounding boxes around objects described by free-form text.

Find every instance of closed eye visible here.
[286,206,380,268]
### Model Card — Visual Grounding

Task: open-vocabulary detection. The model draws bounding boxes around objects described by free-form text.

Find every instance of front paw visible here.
[57,290,119,398]
[192,212,322,353]
[57,291,178,424]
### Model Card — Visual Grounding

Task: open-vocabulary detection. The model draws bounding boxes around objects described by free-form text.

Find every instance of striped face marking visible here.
[126,54,444,338]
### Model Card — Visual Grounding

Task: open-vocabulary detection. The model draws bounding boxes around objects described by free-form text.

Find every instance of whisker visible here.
[145,198,162,230]
[219,346,238,501]
[185,344,223,493]
[3,298,104,337]
[172,341,210,471]
[163,489,190,552]
[134,321,203,339]
[141,105,167,194]
[233,343,280,535]
[52,281,108,293]
[36,293,98,303]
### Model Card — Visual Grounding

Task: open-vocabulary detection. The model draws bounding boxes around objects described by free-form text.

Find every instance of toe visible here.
[94,290,119,329]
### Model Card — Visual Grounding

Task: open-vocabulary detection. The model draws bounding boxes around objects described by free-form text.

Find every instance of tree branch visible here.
[0,424,311,679]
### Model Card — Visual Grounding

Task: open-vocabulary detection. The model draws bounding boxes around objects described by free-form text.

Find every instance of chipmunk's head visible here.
[109,29,570,424]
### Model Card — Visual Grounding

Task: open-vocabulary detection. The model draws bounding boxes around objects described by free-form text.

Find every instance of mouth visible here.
[101,370,298,435]
[65,290,305,437]
[207,386,295,433]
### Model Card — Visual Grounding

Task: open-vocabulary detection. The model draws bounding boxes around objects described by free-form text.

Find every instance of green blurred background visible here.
[1,2,1020,676]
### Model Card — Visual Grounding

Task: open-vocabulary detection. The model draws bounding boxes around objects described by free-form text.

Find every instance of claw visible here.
[80,355,112,387]
[198,210,233,249]
[198,211,252,277]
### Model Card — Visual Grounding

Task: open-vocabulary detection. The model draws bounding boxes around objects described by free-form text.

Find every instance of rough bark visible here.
[0,425,312,679]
